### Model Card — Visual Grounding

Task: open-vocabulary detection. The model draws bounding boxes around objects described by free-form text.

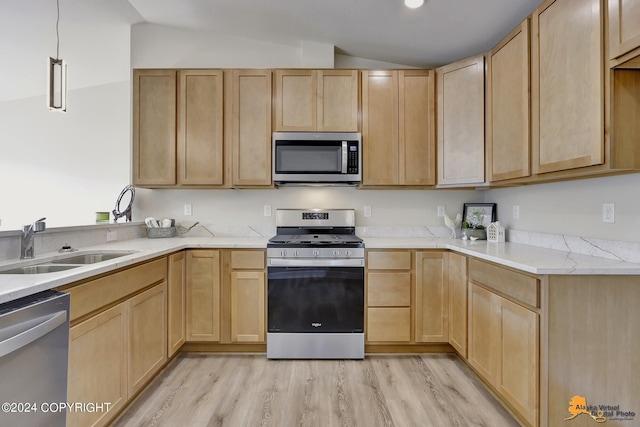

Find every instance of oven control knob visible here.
[312,249,320,257]
[345,250,352,257]
[293,250,299,257]
[280,250,287,257]
[332,250,340,257]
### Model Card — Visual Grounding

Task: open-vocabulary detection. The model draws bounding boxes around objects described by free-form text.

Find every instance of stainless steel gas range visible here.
[266,209,365,359]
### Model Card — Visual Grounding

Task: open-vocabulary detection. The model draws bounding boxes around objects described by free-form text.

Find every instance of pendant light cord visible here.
[55,0,60,60]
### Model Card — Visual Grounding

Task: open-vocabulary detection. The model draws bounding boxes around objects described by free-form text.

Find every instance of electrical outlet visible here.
[106,231,117,242]
[264,205,272,217]
[602,203,615,223]
[513,205,520,219]
[437,206,445,217]
[184,204,192,216]
[364,206,372,218]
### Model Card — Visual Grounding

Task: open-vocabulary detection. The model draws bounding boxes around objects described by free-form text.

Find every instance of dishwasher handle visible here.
[0,310,67,359]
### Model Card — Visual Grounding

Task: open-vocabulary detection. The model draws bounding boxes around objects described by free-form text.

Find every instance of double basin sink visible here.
[0,251,138,274]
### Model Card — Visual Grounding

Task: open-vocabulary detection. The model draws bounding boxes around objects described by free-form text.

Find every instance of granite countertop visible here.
[1,235,640,305]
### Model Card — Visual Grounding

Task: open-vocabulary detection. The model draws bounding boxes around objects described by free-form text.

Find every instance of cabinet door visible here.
[230,69,272,187]
[68,304,128,427]
[362,70,399,185]
[448,252,468,357]
[317,70,359,131]
[128,283,167,397]
[437,56,486,186]
[177,70,224,185]
[488,20,531,182]
[186,250,221,341]
[230,271,265,342]
[133,69,176,186]
[498,297,539,427]
[414,252,448,342]
[274,70,316,131]
[532,0,603,174]
[609,0,640,59]
[399,70,436,185]
[168,251,186,357]
[468,283,499,385]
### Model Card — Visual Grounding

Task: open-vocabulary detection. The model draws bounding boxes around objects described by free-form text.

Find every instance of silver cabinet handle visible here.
[0,311,67,358]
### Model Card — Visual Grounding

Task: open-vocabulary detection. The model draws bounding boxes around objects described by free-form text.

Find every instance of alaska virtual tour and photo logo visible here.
[565,395,636,423]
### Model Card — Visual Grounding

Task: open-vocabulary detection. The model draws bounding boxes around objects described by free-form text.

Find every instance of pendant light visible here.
[48,0,67,112]
[405,0,424,8]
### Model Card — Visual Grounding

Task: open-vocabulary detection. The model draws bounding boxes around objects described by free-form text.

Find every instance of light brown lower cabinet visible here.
[229,250,266,343]
[366,251,412,342]
[67,304,128,427]
[167,251,186,357]
[414,251,448,342]
[447,252,468,356]
[468,281,538,427]
[128,283,168,397]
[186,250,221,341]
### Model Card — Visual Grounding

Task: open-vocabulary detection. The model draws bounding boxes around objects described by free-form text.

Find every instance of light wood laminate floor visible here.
[113,354,521,427]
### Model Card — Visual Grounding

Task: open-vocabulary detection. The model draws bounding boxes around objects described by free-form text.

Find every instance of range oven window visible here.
[268,266,364,333]
[274,141,343,174]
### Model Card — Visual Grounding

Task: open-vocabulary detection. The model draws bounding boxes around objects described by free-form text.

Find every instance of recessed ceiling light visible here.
[405,0,424,9]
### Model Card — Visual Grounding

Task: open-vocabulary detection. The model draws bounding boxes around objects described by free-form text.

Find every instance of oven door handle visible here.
[268,258,364,267]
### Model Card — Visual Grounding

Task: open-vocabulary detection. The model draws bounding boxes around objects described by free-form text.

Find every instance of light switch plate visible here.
[184,204,192,216]
[364,206,372,217]
[513,205,520,219]
[264,205,272,217]
[437,206,445,217]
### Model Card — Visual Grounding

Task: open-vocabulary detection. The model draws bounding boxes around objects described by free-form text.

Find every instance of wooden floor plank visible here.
[113,354,522,427]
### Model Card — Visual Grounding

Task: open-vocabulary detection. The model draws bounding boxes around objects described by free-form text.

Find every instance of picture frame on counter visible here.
[462,203,497,229]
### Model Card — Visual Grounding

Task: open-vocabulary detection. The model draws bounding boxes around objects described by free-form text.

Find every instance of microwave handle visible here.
[341,141,347,174]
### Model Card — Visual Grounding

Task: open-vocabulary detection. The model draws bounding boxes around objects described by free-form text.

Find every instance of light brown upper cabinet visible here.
[133,69,225,187]
[531,0,604,174]
[226,69,273,187]
[487,20,531,182]
[437,56,486,186]
[273,69,359,131]
[608,0,640,60]
[177,70,225,186]
[361,70,436,187]
[133,69,177,186]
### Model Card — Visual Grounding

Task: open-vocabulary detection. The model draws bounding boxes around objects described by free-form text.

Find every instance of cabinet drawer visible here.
[367,272,411,306]
[469,258,539,308]
[367,251,411,270]
[64,258,168,322]
[367,307,411,342]
[230,250,265,270]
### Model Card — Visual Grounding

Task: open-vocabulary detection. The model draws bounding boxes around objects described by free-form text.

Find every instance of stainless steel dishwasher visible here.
[0,290,70,427]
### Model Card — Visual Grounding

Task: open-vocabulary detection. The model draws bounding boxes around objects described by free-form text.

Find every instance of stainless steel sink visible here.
[0,264,80,274]
[50,251,136,265]
[0,250,138,274]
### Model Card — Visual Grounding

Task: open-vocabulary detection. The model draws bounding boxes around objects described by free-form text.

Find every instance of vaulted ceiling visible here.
[127,0,544,67]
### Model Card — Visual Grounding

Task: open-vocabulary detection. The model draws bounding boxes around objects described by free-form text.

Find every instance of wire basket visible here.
[146,227,176,239]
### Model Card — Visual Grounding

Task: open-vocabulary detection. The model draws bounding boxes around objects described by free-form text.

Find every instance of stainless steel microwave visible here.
[272,132,362,185]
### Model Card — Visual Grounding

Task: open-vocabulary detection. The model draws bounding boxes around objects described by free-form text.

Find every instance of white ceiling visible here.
[127,0,544,67]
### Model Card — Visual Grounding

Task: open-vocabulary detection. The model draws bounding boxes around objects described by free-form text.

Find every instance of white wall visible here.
[0,0,139,231]
[485,174,640,243]
[134,187,478,230]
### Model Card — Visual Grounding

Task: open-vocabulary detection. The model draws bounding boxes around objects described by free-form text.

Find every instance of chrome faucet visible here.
[21,217,46,259]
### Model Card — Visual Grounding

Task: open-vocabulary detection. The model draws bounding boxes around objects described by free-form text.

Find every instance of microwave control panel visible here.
[347,142,359,174]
